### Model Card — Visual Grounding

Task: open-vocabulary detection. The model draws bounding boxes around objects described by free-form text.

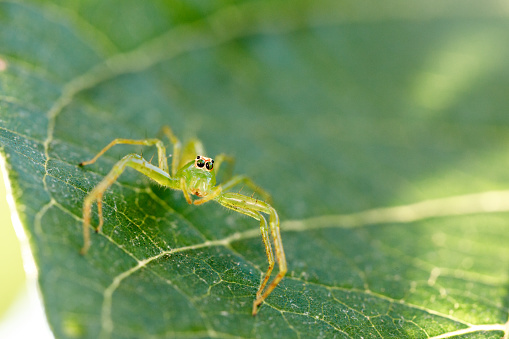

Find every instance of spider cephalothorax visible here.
[194,155,214,171]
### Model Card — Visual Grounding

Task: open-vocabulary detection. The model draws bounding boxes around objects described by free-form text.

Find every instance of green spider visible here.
[79,126,287,315]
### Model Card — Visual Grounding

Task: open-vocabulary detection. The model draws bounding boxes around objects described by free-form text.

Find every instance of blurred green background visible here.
[2,0,509,338]
[0,169,25,319]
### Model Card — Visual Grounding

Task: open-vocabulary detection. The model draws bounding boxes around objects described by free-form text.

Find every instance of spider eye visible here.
[206,161,213,170]
[196,159,205,168]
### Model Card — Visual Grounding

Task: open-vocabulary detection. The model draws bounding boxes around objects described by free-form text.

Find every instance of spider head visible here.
[177,155,216,197]
[194,155,215,172]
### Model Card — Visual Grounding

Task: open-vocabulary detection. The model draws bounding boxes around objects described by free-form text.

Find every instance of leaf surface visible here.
[1,1,509,338]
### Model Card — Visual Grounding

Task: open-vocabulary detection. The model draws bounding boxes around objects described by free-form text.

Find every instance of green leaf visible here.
[2,0,509,338]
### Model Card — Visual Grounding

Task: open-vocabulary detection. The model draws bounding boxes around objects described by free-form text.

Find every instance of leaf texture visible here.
[1,1,509,338]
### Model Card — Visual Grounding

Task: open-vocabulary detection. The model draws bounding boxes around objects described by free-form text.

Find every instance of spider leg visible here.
[159,126,182,176]
[214,192,286,315]
[81,154,179,254]
[193,174,272,206]
[179,177,193,204]
[80,138,169,173]
[251,212,275,301]
[213,154,235,182]
[179,138,205,169]
[220,175,272,203]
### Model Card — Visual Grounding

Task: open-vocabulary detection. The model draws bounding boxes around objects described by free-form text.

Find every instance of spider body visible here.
[177,156,215,197]
[79,126,286,315]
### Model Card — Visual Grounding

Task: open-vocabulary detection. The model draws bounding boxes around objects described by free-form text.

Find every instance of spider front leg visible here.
[215,192,287,315]
[193,174,272,206]
[80,154,179,254]
[81,125,184,175]
[221,175,272,203]
[79,138,170,172]
[79,127,184,253]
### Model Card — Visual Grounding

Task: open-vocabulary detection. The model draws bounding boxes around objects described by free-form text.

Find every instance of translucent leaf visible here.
[1,1,509,338]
